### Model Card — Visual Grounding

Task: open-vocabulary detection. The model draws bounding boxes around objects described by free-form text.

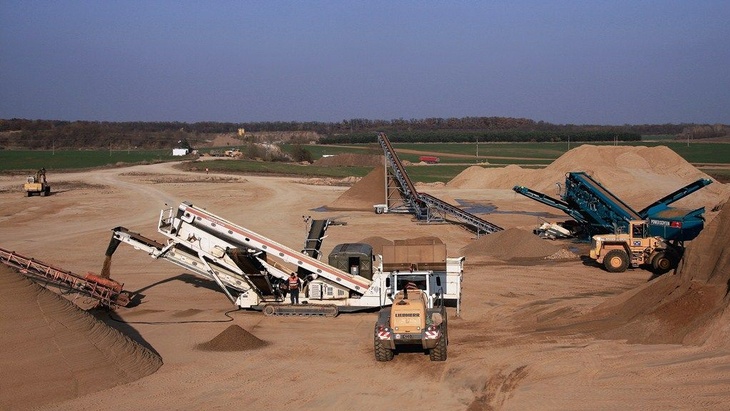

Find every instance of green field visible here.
[2,141,729,184]
[0,149,177,172]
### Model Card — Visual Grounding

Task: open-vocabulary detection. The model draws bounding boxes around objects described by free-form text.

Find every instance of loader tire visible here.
[604,249,629,273]
[374,338,394,362]
[652,251,678,275]
[429,335,447,361]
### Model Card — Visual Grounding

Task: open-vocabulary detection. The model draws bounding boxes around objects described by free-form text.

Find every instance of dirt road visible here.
[0,163,728,410]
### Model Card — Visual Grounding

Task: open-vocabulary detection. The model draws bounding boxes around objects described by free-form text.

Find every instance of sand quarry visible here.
[1,144,729,410]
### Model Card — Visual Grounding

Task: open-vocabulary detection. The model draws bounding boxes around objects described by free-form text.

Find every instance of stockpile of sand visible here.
[328,166,387,211]
[196,325,267,351]
[448,164,537,190]
[448,145,729,212]
[358,236,394,256]
[460,228,563,261]
[314,153,383,167]
[0,267,163,410]
[551,202,730,346]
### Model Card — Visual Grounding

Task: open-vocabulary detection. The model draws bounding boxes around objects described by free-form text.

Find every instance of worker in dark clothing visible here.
[288,273,301,304]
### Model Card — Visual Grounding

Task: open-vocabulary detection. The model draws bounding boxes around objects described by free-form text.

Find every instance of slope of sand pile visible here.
[196,325,267,351]
[448,145,729,212]
[358,236,394,256]
[550,202,730,346]
[314,153,383,167]
[0,267,162,410]
[328,166,386,211]
[460,228,563,261]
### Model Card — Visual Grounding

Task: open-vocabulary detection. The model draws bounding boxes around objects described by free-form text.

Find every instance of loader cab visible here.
[387,271,439,309]
[630,220,648,239]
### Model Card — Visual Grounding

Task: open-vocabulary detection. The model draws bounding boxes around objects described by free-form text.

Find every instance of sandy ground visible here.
[1,161,729,410]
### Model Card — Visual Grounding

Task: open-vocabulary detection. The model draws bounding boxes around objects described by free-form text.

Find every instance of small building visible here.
[172,148,189,156]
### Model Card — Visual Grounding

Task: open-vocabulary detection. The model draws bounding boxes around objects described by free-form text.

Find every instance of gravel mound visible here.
[358,236,394,256]
[196,325,268,351]
[460,228,562,261]
[328,166,387,211]
[552,201,730,346]
[447,145,729,213]
[0,267,163,410]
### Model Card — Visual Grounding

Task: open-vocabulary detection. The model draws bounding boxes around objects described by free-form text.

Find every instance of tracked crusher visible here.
[514,171,712,242]
[106,202,464,316]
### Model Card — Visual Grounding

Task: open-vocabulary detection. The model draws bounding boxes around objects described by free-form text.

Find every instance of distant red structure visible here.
[418,156,440,164]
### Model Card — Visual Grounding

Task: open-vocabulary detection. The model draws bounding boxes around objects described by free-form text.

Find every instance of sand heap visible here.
[448,145,729,212]
[554,201,730,346]
[460,228,564,261]
[358,236,394,256]
[328,166,387,211]
[314,153,383,167]
[196,325,268,351]
[0,267,163,410]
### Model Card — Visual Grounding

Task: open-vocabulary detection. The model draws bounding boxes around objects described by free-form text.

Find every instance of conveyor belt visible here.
[378,132,502,235]
[568,172,640,220]
[0,246,129,308]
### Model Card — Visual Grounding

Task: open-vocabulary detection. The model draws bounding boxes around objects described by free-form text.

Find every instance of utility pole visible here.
[476,136,479,162]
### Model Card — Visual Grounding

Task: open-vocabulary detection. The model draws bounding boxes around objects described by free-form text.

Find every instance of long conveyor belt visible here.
[378,132,502,235]
[0,246,129,308]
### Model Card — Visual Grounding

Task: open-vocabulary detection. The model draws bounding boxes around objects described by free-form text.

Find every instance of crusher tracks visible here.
[262,304,339,317]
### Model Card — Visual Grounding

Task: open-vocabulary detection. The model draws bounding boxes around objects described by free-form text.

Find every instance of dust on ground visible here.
[0,145,729,410]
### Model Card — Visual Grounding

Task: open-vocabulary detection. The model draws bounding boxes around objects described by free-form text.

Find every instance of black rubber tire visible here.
[374,337,394,362]
[429,334,447,361]
[603,249,629,273]
[652,251,677,275]
[263,305,276,316]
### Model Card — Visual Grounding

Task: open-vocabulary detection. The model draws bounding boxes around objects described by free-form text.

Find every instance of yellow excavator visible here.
[24,168,51,197]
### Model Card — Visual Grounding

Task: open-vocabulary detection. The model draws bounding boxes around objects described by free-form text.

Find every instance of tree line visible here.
[0,117,721,150]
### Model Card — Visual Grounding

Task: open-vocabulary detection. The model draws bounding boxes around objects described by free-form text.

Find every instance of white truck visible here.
[107,201,463,316]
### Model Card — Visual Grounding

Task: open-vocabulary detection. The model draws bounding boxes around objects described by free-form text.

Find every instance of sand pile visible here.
[358,236,394,256]
[0,267,162,410]
[328,166,387,211]
[196,325,268,351]
[314,153,383,167]
[553,201,730,346]
[448,164,536,190]
[460,228,563,261]
[448,145,729,212]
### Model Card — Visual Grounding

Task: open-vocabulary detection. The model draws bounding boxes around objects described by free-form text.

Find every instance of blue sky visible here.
[1,1,728,125]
